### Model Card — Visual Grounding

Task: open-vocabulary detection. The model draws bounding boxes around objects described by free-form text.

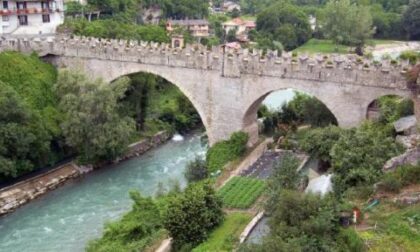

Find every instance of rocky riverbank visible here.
[0,131,172,217]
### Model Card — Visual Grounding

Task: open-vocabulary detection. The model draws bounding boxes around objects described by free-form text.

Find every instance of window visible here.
[2,1,8,9]
[18,15,27,25]
[42,14,50,23]
[2,15,8,21]
[41,1,49,10]
[16,1,26,10]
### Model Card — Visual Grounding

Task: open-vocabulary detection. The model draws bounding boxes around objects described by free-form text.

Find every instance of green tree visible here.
[322,0,374,55]
[242,190,339,252]
[164,181,224,249]
[162,0,209,19]
[331,122,403,195]
[298,126,344,163]
[0,82,51,179]
[256,3,311,50]
[266,155,301,213]
[55,70,136,164]
[287,92,337,127]
[403,0,420,40]
[184,156,208,183]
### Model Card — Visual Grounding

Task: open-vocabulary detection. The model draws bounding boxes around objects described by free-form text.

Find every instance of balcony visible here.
[0,8,61,16]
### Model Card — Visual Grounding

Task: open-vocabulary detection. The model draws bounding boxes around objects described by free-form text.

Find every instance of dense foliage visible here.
[0,82,52,179]
[119,73,201,138]
[261,92,337,135]
[184,156,208,183]
[0,52,63,181]
[86,191,164,252]
[376,95,414,124]
[163,181,224,250]
[299,126,343,163]
[402,0,420,40]
[218,176,266,209]
[256,3,311,50]
[206,131,249,173]
[322,0,373,54]
[60,19,169,42]
[55,70,136,164]
[241,190,343,252]
[331,122,403,195]
[378,164,420,193]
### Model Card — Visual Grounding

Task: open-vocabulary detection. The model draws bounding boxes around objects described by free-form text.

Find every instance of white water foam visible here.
[172,134,184,142]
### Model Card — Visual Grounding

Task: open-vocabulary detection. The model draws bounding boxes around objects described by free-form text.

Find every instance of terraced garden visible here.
[218,177,266,209]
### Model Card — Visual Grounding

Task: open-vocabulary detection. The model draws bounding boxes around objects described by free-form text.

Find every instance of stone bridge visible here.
[1,36,418,145]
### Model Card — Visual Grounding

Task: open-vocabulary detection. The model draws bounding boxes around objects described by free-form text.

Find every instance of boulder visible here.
[393,115,417,135]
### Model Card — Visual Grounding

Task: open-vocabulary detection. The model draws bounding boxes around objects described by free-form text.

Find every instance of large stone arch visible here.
[52,56,215,143]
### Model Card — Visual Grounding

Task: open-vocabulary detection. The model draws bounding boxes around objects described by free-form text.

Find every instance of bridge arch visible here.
[50,56,215,143]
[109,70,212,142]
[366,94,414,121]
[242,87,340,144]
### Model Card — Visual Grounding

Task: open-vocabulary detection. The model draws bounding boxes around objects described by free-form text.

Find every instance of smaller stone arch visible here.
[242,88,339,145]
[366,94,415,122]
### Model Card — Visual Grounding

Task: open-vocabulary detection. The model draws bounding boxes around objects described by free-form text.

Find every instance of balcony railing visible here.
[0,8,61,15]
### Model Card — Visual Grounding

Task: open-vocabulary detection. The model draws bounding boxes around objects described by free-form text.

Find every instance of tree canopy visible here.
[256,3,311,50]
[55,70,136,164]
[322,0,373,54]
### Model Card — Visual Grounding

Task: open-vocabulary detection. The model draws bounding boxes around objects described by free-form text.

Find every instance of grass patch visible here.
[293,39,350,54]
[192,212,252,252]
[358,203,420,251]
[218,176,266,209]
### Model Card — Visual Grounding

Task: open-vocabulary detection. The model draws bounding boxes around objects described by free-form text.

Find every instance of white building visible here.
[0,0,64,36]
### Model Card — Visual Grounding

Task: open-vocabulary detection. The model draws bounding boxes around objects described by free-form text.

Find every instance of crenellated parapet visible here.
[0,36,412,90]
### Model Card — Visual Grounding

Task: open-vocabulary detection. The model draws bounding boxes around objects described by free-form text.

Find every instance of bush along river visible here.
[0,133,207,252]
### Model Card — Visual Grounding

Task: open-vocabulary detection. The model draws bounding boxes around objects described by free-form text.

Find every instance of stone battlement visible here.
[0,36,411,89]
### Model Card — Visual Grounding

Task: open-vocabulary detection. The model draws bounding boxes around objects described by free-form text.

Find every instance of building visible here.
[223,18,255,42]
[166,19,209,38]
[0,0,64,36]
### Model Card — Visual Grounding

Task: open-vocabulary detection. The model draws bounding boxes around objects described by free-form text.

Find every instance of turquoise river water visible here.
[0,134,206,252]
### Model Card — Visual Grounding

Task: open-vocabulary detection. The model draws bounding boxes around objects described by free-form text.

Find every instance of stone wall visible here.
[0,163,80,216]
[120,131,171,161]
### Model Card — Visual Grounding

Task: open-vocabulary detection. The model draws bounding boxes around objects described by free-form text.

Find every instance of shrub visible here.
[336,228,366,252]
[298,126,344,163]
[184,156,208,183]
[87,191,163,252]
[331,122,403,196]
[378,174,402,193]
[399,51,420,65]
[163,181,224,249]
[206,132,248,172]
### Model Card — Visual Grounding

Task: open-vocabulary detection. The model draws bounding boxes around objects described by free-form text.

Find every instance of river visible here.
[0,89,294,252]
[0,134,206,252]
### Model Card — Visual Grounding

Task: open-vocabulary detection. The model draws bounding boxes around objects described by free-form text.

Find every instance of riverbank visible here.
[0,131,172,217]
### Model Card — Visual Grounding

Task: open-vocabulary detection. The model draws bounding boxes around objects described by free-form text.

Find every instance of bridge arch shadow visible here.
[242,88,339,143]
